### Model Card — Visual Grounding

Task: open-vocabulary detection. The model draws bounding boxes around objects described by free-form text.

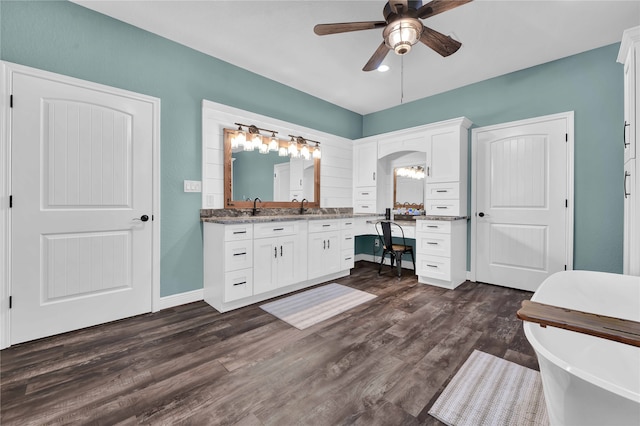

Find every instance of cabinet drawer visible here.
[341,231,355,251]
[416,220,451,234]
[416,255,451,281]
[416,232,451,257]
[224,240,253,271]
[224,269,253,302]
[354,202,376,214]
[309,220,340,233]
[425,200,460,216]
[224,224,253,241]
[341,219,355,230]
[253,221,297,238]
[341,250,355,270]
[355,187,376,200]
[426,182,460,199]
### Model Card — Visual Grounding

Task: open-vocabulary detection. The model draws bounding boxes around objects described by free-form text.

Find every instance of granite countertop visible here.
[419,215,469,221]
[200,207,468,224]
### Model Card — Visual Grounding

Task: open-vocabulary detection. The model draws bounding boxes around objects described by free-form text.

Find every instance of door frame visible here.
[470,111,574,284]
[0,61,161,349]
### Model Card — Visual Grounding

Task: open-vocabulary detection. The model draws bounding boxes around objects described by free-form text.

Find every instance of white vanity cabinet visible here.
[204,223,254,306]
[204,218,352,313]
[424,123,469,217]
[415,219,466,289]
[619,26,640,276]
[308,220,342,279]
[340,219,355,270]
[353,140,379,213]
[253,221,302,295]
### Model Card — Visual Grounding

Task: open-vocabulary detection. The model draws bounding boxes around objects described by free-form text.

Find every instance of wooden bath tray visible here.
[517,300,640,347]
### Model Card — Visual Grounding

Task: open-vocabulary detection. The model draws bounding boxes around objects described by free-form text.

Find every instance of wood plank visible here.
[1,262,538,425]
[517,300,640,347]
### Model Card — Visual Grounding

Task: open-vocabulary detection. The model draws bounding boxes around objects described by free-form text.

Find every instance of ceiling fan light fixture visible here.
[384,18,422,55]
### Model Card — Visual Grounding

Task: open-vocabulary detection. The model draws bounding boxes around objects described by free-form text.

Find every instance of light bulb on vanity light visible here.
[268,133,279,151]
[300,144,310,160]
[313,143,321,159]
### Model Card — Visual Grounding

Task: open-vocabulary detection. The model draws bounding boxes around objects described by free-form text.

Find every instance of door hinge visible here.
[9,95,13,108]
[565,133,568,142]
[9,296,12,309]
[9,195,12,208]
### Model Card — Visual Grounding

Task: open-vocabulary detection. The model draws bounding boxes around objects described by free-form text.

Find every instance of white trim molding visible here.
[158,289,204,311]
[0,61,161,348]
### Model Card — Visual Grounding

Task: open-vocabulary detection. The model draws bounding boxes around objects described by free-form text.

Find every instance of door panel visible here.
[11,71,154,344]
[476,117,568,291]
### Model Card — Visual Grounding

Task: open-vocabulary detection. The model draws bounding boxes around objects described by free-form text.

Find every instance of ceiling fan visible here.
[314,0,472,71]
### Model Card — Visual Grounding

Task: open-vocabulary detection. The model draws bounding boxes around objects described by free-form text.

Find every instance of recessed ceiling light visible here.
[377,65,390,72]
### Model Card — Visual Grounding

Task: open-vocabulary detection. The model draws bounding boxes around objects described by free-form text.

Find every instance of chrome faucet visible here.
[252,197,262,216]
[300,198,308,215]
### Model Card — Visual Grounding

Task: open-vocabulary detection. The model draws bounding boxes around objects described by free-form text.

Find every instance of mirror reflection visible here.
[394,165,425,209]
[224,128,320,209]
[233,153,314,202]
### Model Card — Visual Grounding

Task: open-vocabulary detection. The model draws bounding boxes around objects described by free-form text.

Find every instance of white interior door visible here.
[273,163,289,202]
[474,114,572,292]
[11,71,155,344]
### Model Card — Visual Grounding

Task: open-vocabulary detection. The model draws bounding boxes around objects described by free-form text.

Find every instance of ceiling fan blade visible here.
[389,0,409,14]
[420,26,462,57]
[363,42,391,72]
[314,21,387,36]
[417,0,473,19]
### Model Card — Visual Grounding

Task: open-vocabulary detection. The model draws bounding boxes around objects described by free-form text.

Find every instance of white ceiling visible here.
[73,0,640,115]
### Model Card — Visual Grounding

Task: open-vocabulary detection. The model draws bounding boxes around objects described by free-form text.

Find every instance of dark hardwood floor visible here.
[1,261,538,425]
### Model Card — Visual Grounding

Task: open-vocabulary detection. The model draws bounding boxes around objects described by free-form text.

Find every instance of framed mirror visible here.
[393,165,425,209]
[223,128,321,209]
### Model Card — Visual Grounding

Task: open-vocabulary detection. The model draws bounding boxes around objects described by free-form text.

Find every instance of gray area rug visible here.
[260,283,376,330]
[429,350,549,426]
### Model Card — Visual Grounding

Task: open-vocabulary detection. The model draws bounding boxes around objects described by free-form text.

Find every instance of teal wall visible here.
[0,0,361,296]
[363,44,625,273]
[0,1,626,296]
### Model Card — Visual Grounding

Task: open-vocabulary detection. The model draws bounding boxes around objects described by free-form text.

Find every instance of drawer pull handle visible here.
[427,242,438,245]
[232,252,247,256]
[323,224,331,227]
[345,257,352,260]
[436,190,448,193]
[427,225,438,228]
[233,281,247,286]
[436,206,448,209]
[233,230,247,234]
[361,192,369,195]
[361,205,369,209]
[427,264,438,268]
[273,227,284,231]
[345,237,352,240]
[345,222,352,225]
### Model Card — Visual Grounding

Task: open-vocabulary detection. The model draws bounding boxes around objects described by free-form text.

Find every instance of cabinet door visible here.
[623,48,636,164]
[308,233,327,280]
[324,233,342,275]
[308,231,341,279]
[426,130,459,183]
[277,235,297,287]
[253,238,277,295]
[624,161,637,275]
[354,140,378,187]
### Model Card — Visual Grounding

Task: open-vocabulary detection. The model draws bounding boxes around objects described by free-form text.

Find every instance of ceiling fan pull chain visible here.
[401,55,404,105]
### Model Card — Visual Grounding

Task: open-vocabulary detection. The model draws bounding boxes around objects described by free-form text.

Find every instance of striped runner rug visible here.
[260,283,376,330]
[429,350,549,426]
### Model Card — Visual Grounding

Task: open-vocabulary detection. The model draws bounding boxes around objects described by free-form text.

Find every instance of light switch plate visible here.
[183,180,202,193]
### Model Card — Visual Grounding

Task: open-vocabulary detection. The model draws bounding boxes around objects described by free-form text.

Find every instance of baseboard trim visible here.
[158,289,204,311]
[355,253,415,270]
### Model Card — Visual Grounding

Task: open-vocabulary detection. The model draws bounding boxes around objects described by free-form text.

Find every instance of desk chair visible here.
[375,221,415,278]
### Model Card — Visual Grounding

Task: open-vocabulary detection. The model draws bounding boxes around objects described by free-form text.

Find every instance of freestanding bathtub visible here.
[523,270,640,426]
